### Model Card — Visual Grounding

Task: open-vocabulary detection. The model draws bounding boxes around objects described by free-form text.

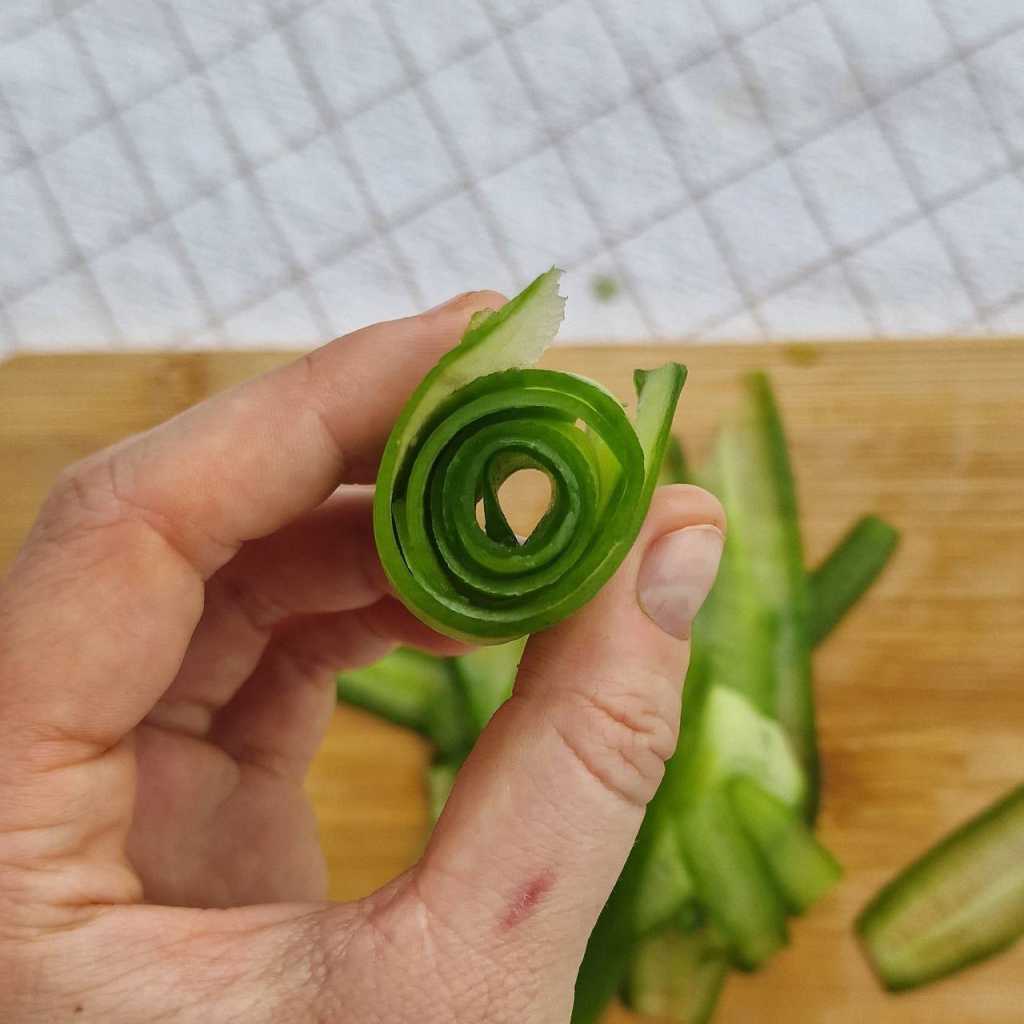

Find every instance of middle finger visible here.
[155,488,388,726]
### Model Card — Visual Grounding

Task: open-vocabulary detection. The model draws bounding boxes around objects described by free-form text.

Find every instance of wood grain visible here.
[1,340,1022,1022]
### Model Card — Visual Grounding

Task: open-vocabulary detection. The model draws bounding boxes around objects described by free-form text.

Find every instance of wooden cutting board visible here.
[1,341,1022,1022]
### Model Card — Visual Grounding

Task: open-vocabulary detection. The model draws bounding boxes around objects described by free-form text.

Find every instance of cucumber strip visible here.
[729,777,842,914]
[450,637,527,733]
[707,373,817,817]
[857,783,1024,991]
[808,514,899,647]
[374,268,686,643]
[679,789,789,970]
[426,759,461,825]
[336,648,473,758]
[659,433,690,486]
[632,802,696,936]
[626,923,730,1024]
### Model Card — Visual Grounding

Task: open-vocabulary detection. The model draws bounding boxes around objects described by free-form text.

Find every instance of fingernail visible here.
[637,525,724,640]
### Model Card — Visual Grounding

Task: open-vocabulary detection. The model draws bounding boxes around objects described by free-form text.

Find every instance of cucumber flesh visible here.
[682,686,806,812]
[808,515,899,647]
[729,777,841,914]
[627,923,730,1023]
[678,790,788,969]
[857,783,1024,991]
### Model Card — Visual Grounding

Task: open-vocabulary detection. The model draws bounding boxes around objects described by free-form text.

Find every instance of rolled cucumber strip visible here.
[373,268,685,643]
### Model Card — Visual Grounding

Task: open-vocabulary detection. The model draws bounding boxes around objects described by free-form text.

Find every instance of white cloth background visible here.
[1,0,1023,354]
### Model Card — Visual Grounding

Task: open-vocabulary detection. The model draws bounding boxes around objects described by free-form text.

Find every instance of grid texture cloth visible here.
[1,0,1023,353]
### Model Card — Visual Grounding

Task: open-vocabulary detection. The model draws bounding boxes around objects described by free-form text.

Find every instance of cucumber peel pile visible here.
[373,268,685,643]
[339,274,907,1022]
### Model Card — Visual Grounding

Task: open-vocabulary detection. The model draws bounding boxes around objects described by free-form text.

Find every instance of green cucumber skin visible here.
[658,434,690,486]
[857,783,1024,991]
[808,515,899,647]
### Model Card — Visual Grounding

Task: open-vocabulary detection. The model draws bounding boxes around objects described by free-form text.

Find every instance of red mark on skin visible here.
[501,871,555,930]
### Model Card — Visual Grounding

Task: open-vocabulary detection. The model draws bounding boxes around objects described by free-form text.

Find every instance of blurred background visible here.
[2,0,1024,353]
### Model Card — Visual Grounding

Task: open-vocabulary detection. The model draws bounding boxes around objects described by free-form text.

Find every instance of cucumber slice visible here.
[729,777,841,914]
[679,789,788,969]
[337,648,473,758]
[626,922,730,1023]
[858,783,1024,991]
[708,373,817,816]
[808,514,899,647]
[450,637,527,733]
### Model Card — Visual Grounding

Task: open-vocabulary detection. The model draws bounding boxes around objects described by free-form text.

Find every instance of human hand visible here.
[0,292,724,1023]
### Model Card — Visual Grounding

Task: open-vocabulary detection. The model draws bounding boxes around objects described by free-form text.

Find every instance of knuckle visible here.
[551,667,680,808]
[43,457,118,533]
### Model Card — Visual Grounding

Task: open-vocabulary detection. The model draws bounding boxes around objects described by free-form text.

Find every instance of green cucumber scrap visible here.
[808,515,899,647]
[858,783,1024,991]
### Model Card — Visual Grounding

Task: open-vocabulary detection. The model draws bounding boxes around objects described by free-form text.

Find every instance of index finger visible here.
[0,291,504,751]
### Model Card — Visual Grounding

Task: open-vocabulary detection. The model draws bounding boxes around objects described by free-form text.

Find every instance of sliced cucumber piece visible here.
[632,808,696,936]
[337,648,472,758]
[682,686,806,812]
[858,783,1024,991]
[426,759,461,825]
[808,514,899,647]
[679,789,788,970]
[729,777,841,914]
[627,922,730,1023]
[659,433,690,486]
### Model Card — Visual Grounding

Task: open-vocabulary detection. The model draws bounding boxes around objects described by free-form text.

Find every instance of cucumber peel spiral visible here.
[372,268,686,643]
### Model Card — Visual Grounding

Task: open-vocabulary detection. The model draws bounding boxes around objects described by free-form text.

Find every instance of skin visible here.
[0,291,724,1023]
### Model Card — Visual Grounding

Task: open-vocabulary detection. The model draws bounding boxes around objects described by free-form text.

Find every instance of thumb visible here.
[414,485,725,1008]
